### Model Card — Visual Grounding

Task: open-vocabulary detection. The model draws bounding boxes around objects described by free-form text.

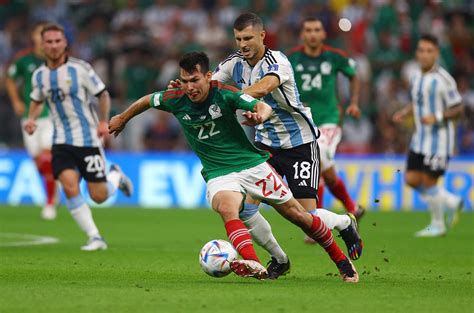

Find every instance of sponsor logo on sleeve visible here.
[267,64,279,72]
[153,94,161,107]
[240,94,256,102]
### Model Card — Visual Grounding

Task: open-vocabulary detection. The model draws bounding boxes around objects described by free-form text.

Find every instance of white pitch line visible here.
[0,232,59,247]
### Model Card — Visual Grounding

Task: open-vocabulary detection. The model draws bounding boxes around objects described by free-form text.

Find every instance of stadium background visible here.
[0,0,472,210]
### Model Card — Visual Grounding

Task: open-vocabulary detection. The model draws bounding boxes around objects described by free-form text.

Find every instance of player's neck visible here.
[304,44,323,57]
[420,63,436,74]
[47,54,67,69]
[247,46,266,67]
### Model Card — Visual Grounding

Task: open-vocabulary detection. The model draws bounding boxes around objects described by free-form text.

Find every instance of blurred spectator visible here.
[0,0,472,155]
[143,111,187,151]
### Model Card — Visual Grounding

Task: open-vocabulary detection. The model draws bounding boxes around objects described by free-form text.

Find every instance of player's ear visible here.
[205,71,213,80]
[260,30,266,42]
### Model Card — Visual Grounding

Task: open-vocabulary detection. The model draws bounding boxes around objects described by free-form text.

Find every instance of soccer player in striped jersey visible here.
[191,13,361,278]
[24,23,133,251]
[110,51,359,282]
[6,22,58,220]
[287,18,365,224]
[393,34,464,237]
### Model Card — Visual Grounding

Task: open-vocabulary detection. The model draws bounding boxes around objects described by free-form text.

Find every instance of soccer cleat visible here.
[339,213,363,260]
[266,257,290,279]
[81,237,108,251]
[336,258,359,283]
[230,259,268,280]
[110,164,134,197]
[354,204,366,222]
[447,198,464,229]
[414,225,446,238]
[41,204,57,220]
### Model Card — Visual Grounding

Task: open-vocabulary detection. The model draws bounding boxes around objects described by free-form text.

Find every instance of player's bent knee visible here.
[89,191,108,204]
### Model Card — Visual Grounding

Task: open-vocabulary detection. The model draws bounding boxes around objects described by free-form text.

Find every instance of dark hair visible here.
[419,33,439,47]
[179,51,210,74]
[41,23,65,37]
[300,16,325,31]
[233,13,263,31]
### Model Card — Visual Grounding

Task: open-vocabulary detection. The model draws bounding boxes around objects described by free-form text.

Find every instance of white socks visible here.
[106,170,121,197]
[421,186,446,231]
[66,195,100,239]
[310,209,351,231]
[243,212,288,263]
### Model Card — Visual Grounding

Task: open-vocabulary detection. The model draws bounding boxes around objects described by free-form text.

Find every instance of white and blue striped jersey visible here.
[30,57,106,147]
[212,49,319,149]
[409,65,462,157]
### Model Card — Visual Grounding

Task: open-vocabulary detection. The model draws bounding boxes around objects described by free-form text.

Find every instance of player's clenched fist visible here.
[24,118,37,135]
[108,115,126,137]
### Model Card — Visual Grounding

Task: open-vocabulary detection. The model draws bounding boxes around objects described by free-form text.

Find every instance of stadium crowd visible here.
[0,0,472,155]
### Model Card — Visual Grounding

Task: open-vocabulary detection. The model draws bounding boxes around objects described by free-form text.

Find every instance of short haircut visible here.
[41,23,65,37]
[419,33,439,47]
[300,16,324,30]
[233,13,263,31]
[179,51,210,74]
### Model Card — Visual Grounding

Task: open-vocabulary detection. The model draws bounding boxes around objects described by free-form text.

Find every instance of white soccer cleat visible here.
[81,237,108,251]
[110,164,134,197]
[447,197,464,229]
[414,225,446,238]
[41,205,57,220]
[230,259,268,280]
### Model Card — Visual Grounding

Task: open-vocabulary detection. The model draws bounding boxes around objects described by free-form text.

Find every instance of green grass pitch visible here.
[1,206,473,313]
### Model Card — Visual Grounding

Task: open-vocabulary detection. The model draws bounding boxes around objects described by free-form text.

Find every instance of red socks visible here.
[307,215,346,263]
[35,151,56,206]
[225,219,260,262]
[327,177,357,213]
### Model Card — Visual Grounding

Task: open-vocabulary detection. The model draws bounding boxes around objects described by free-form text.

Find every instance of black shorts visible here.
[406,150,449,177]
[52,144,107,182]
[256,141,320,199]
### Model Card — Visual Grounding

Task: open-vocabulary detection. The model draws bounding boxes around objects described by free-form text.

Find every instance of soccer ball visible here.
[199,239,237,277]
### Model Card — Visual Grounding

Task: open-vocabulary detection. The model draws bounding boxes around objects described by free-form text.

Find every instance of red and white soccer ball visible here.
[199,239,237,277]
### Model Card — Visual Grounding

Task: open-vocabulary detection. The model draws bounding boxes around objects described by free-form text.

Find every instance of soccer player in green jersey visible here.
[5,22,57,220]
[288,17,364,223]
[110,52,359,282]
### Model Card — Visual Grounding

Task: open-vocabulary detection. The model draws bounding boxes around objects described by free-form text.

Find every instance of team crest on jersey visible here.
[209,104,222,119]
[321,62,332,74]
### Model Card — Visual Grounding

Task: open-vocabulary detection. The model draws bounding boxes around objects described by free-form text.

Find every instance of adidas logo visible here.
[298,180,307,186]
[238,78,245,84]
[182,114,191,121]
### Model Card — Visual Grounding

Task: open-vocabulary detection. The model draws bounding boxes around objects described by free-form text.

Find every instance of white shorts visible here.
[206,162,293,206]
[317,124,342,172]
[21,117,53,157]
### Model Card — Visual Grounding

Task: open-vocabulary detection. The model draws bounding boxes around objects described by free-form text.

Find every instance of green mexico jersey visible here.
[150,81,269,181]
[7,51,48,118]
[288,45,356,125]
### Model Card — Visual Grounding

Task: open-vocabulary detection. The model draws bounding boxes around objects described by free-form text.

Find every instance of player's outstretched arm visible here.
[109,94,152,137]
[97,90,111,138]
[5,77,25,117]
[346,75,361,119]
[242,101,272,126]
[24,100,44,135]
[421,103,464,125]
[243,75,280,98]
[392,104,413,123]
